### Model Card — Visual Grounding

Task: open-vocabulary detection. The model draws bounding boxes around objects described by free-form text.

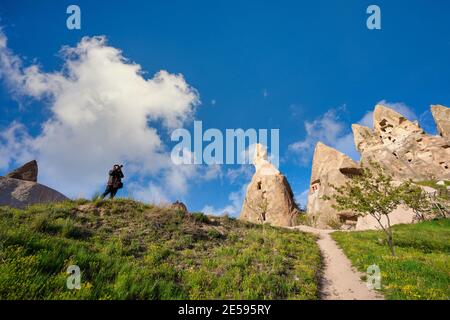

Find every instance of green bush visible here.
[191,212,209,223]
[207,229,222,239]
[293,213,309,226]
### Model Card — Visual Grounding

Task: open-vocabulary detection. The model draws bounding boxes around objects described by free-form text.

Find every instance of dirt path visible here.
[290,225,384,300]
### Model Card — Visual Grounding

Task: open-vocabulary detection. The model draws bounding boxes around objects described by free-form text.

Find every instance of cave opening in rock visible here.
[339,167,362,178]
[310,179,321,193]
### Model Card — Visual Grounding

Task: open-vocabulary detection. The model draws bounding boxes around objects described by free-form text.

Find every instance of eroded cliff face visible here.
[307,104,450,229]
[240,144,300,227]
[307,142,360,229]
[353,105,450,180]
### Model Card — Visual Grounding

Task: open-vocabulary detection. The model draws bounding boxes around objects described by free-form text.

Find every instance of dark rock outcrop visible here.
[170,200,188,214]
[6,160,38,182]
[0,161,69,209]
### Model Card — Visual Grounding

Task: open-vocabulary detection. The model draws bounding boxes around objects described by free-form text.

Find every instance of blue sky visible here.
[0,0,449,215]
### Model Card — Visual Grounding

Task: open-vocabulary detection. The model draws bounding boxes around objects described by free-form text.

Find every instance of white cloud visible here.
[0,121,33,170]
[226,165,253,184]
[0,30,200,198]
[203,145,257,216]
[288,108,359,163]
[127,181,170,205]
[202,163,224,181]
[358,111,374,128]
[239,142,257,165]
[201,183,248,217]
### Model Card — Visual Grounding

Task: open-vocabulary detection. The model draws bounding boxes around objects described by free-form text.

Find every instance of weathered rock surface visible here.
[0,176,69,209]
[431,105,450,139]
[0,161,69,209]
[6,160,38,182]
[240,144,299,227]
[307,104,450,230]
[354,104,450,181]
[355,206,415,231]
[307,142,360,228]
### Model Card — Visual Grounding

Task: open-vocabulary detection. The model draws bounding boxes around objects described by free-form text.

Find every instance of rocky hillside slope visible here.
[0,199,321,299]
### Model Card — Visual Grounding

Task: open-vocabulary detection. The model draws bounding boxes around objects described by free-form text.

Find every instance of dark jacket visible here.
[107,168,124,189]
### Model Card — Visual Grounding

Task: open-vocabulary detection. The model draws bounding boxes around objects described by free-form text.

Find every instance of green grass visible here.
[0,199,321,300]
[332,219,450,300]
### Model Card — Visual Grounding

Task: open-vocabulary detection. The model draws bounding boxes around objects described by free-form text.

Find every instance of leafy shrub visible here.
[191,212,209,223]
[207,229,222,239]
[325,216,343,230]
[293,213,309,226]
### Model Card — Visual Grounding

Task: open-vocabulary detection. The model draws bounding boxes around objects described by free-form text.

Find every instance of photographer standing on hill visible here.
[101,164,124,199]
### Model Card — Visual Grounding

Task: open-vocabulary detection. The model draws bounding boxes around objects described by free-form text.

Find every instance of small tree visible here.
[324,162,404,256]
[400,180,449,220]
[399,181,433,221]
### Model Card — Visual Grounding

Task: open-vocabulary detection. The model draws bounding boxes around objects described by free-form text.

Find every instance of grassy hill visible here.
[332,219,450,300]
[0,199,321,299]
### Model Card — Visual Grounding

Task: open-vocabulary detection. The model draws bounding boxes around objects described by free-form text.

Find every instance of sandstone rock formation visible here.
[240,144,299,227]
[307,142,361,228]
[353,104,450,181]
[0,161,68,209]
[6,160,38,182]
[431,104,450,139]
[307,104,450,230]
